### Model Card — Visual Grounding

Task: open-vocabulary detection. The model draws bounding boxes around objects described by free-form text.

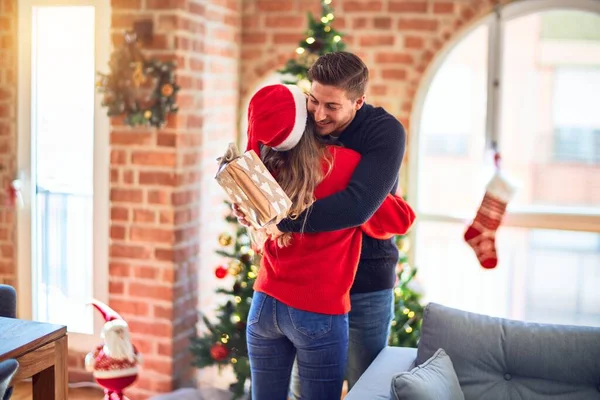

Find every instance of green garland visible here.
[96,33,179,128]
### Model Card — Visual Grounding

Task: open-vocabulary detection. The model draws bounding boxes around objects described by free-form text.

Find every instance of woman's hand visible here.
[231,203,251,227]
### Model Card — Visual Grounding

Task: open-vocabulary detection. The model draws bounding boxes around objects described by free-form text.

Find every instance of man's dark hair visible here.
[308,52,369,100]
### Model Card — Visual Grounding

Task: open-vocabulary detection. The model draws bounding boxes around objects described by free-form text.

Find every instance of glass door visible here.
[17,0,109,343]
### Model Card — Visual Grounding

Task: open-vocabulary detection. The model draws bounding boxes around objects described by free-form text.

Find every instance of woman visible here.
[244,84,415,400]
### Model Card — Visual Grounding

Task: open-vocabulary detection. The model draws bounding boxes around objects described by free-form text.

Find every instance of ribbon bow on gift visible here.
[216,142,241,177]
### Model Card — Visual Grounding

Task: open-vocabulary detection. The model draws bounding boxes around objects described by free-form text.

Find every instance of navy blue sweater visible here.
[277,103,406,293]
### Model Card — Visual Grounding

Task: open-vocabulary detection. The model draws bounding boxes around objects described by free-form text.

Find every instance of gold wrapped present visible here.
[215,143,292,229]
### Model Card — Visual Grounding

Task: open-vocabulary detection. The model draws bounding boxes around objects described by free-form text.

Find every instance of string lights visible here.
[279,0,346,85]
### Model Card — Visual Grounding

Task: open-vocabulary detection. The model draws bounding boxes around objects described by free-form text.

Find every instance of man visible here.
[234,51,406,394]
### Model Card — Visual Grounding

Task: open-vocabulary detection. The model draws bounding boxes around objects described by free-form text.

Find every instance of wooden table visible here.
[0,317,68,400]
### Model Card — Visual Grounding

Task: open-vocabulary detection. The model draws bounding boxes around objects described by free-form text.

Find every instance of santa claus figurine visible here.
[85,299,142,400]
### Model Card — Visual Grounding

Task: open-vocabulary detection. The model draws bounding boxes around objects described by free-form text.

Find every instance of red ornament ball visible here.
[210,342,229,361]
[215,265,228,279]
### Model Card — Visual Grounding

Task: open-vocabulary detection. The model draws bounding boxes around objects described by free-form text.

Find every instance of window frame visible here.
[407,0,600,255]
[16,0,111,352]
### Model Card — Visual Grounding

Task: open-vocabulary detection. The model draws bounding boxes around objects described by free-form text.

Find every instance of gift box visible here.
[215,143,292,229]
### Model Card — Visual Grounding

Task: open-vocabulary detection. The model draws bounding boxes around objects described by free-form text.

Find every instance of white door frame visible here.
[16,0,110,351]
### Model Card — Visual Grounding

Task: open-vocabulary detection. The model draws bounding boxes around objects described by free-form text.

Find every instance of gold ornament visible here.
[228,260,242,276]
[219,233,233,246]
[144,110,152,119]
[132,61,147,88]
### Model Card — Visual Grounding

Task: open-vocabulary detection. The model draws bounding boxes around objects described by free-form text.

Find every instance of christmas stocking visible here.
[464,171,516,269]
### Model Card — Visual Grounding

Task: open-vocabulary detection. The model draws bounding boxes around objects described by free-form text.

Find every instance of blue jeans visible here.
[247,292,349,400]
[289,289,394,398]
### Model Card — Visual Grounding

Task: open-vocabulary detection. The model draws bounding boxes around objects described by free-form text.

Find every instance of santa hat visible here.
[246,84,308,156]
[90,299,128,334]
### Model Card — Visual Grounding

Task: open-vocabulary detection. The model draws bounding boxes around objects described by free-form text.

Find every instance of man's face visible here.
[307,81,365,136]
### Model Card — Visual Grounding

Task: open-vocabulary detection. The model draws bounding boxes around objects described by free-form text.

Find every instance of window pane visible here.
[499,11,600,210]
[415,221,600,326]
[417,25,489,215]
[32,6,95,334]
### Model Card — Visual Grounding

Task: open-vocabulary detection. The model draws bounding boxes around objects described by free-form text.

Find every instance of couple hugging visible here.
[233,51,416,399]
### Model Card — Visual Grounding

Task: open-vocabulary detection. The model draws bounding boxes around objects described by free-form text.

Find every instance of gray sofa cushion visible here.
[345,347,417,400]
[417,303,600,400]
[391,348,464,400]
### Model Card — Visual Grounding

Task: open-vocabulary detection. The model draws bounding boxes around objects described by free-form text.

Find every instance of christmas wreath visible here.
[96,32,179,128]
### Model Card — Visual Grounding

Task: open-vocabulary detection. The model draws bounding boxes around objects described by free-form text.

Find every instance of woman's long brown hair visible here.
[261,115,332,246]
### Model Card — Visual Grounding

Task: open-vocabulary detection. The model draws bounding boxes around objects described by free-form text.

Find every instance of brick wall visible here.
[240,0,512,188]
[107,0,240,397]
[195,0,243,390]
[0,0,16,287]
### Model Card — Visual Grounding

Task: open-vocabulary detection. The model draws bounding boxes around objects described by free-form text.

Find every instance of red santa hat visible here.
[246,84,308,156]
[91,299,123,322]
[90,299,128,335]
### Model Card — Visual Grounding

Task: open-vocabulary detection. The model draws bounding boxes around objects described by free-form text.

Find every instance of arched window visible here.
[410,0,600,325]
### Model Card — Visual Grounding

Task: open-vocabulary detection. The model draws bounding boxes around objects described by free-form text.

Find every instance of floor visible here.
[12,381,348,399]
[12,381,104,400]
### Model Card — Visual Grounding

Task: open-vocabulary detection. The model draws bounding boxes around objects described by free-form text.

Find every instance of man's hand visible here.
[232,203,251,227]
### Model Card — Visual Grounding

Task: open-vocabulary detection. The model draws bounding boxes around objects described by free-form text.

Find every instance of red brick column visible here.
[108,0,240,397]
[0,0,16,286]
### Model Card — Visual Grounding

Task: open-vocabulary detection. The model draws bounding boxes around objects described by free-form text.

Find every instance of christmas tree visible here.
[189,204,259,399]
[389,234,425,348]
[278,0,346,85]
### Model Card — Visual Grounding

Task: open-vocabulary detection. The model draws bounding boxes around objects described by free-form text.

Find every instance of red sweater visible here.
[254,146,415,315]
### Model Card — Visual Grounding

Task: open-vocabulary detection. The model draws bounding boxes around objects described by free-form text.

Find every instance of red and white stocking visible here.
[464,172,515,269]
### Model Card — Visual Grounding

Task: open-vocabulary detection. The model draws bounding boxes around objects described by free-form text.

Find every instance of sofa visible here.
[0,284,16,319]
[345,302,600,399]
